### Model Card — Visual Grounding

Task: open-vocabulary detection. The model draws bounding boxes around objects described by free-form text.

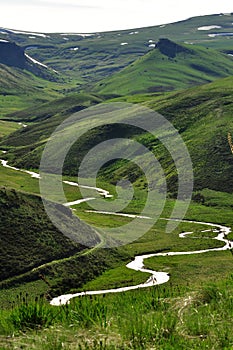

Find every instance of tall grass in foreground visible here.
[10,296,55,331]
[0,277,233,349]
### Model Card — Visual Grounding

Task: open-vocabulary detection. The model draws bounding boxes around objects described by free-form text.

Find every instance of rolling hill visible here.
[3,93,103,122]
[0,62,68,117]
[1,76,233,194]
[95,38,233,95]
[106,76,233,193]
[0,61,64,98]
[0,93,103,170]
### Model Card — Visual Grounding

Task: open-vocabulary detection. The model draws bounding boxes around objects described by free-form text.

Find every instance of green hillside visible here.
[4,93,103,122]
[0,188,87,281]
[98,77,233,193]
[0,62,71,117]
[2,76,233,193]
[0,93,103,171]
[95,39,233,95]
[0,186,130,297]
[0,63,49,95]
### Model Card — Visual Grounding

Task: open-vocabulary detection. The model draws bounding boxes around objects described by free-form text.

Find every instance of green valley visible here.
[0,11,233,350]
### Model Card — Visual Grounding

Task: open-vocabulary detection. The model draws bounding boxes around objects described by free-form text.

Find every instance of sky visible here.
[0,0,232,33]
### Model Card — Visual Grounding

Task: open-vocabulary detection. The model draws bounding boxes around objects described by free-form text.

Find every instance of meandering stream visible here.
[50,220,232,305]
[1,157,232,306]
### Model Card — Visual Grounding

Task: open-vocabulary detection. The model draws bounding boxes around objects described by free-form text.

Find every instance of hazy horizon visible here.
[0,0,232,33]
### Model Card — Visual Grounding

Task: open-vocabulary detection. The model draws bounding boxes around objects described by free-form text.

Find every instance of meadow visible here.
[0,275,232,349]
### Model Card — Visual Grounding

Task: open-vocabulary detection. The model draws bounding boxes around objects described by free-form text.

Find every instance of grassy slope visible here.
[0,62,67,97]
[3,92,103,122]
[151,76,233,192]
[0,93,103,168]
[4,76,233,192]
[0,180,128,299]
[0,64,39,95]
[0,187,89,281]
[97,76,233,193]
[0,62,73,118]
[0,39,92,119]
[95,41,233,95]
[0,164,131,296]
[0,120,20,138]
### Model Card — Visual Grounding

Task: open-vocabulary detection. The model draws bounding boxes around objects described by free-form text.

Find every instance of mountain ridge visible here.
[1,13,233,88]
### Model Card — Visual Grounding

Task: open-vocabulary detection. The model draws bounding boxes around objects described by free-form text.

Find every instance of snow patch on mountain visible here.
[198,25,222,31]
[25,53,58,73]
[6,29,50,38]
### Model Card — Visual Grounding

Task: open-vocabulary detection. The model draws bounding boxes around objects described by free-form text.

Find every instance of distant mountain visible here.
[94,38,233,95]
[1,13,233,88]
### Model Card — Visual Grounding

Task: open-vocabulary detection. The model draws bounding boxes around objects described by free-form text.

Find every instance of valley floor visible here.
[1,160,233,349]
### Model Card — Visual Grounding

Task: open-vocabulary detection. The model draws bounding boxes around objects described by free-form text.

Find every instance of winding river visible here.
[50,219,232,306]
[1,157,232,306]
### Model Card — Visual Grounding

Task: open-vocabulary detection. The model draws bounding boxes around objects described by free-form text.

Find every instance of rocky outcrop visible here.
[0,40,60,81]
[0,41,26,68]
[156,38,193,58]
